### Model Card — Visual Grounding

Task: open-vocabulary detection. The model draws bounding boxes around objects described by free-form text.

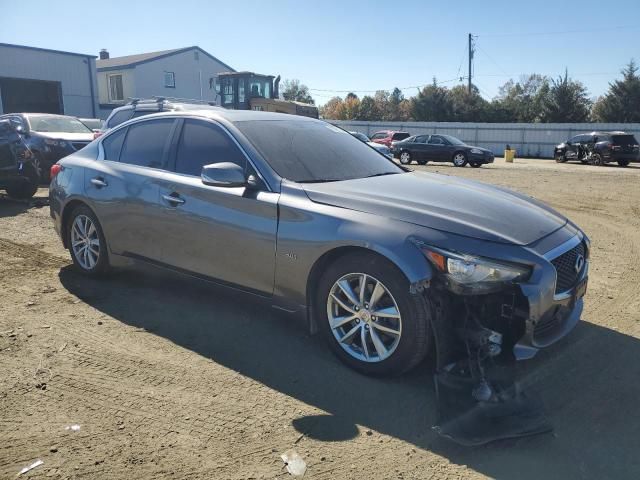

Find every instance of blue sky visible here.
[3,0,639,105]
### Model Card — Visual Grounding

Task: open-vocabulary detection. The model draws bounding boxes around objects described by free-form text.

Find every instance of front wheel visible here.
[5,166,39,199]
[470,162,482,168]
[417,159,428,166]
[452,152,468,167]
[618,160,630,167]
[555,152,567,163]
[399,151,412,165]
[66,205,110,275]
[316,253,430,376]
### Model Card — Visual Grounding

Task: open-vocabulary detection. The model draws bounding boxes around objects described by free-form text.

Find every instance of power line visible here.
[477,24,640,38]
[307,77,462,95]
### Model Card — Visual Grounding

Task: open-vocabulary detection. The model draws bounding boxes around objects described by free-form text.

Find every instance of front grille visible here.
[72,142,89,151]
[551,242,585,293]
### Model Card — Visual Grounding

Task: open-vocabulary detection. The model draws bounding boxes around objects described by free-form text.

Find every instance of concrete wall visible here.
[0,44,98,118]
[331,120,640,158]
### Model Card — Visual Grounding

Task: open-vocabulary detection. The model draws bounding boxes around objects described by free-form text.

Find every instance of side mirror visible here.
[14,125,24,134]
[201,162,247,188]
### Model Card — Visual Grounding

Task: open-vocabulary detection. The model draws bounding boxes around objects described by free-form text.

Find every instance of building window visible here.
[108,74,124,102]
[238,80,245,103]
[164,71,176,88]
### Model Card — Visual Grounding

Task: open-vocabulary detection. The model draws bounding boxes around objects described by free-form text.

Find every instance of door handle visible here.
[91,177,108,188]
[162,193,185,206]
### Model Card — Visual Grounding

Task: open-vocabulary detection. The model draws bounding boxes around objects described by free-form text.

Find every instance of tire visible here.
[31,152,48,184]
[399,150,412,165]
[5,165,39,199]
[591,153,604,166]
[417,159,428,166]
[452,152,468,167]
[555,152,567,163]
[470,162,482,168]
[66,205,110,276]
[618,160,630,167]
[316,252,430,376]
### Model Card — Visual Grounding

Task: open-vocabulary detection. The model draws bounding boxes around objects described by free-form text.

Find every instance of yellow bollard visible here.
[504,149,515,163]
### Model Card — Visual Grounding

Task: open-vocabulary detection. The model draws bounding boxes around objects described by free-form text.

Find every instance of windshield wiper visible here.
[297,178,342,183]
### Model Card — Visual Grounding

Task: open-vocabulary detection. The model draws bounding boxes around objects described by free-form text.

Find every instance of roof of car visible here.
[120,109,320,124]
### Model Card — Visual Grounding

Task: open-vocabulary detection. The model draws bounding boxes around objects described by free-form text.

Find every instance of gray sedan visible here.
[49,110,588,378]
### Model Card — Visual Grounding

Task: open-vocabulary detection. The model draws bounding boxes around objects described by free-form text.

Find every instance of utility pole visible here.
[468,33,474,94]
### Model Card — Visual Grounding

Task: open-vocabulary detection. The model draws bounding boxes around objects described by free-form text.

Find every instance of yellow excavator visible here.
[216,71,318,119]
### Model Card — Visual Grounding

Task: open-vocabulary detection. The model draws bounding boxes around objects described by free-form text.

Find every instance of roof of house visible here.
[96,46,234,72]
[0,42,96,58]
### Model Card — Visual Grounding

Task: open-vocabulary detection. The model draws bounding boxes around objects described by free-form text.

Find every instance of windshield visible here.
[235,120,403,183]
[27,115,92,134]
[440,134,466,146]
[350,131,369,142]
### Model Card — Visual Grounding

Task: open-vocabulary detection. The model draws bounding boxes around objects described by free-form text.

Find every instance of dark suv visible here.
[554,131,640,167]
[0,119,40,199]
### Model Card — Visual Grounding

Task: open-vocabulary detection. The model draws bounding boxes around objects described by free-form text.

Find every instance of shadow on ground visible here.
[59,265,640,479]
[0,190,49,218]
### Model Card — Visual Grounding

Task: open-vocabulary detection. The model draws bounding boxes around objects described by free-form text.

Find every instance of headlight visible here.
[420,245,531,293]
[470,148,483,155]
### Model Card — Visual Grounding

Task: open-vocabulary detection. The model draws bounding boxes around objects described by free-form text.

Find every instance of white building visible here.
[96,46,235,118]
[0,43,99,118]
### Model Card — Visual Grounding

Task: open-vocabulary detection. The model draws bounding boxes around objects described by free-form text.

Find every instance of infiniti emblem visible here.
[574,254,585,273]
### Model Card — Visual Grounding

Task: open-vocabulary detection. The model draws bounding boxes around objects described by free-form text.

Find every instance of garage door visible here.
[0,77,63,114]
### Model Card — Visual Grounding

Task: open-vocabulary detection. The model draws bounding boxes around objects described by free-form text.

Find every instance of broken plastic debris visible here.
[280,449,306,477]
[17,459,43,475]
[65,424,81,431]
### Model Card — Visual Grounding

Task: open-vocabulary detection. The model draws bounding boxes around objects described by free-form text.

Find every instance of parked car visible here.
[369,130,411,148]
[349,131,392,157]
[392,134,495,167]
[50,110,588,380]
[0,119,40,199]
[104,97,220,131]
[79,118,105,134]
[554,131,640,166]
[0,113,95,182]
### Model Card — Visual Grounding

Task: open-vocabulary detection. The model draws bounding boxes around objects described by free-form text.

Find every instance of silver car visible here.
[49,110,589,379]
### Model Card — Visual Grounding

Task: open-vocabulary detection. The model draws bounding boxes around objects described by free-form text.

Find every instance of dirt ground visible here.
[1,157,640,479]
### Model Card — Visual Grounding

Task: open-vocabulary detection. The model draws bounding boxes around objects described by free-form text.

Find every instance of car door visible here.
[409,135,429,161]
[565,135,582,159]
[156,118,279,295]
[425,135,448,161]
[85,118,177,261]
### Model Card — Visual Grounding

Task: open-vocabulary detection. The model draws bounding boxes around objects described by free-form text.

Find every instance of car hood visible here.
[302,172,567,245]
[33,131,95,141]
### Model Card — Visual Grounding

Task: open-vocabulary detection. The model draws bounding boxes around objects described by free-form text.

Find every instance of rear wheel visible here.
[618,160,630,167]
[399,151,412,165]
[470,162,482,168]
[66,205,110,276]
[452,152,468,167]
[316,252,430,376]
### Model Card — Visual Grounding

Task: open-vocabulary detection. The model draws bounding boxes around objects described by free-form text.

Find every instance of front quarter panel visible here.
[273,181,436,310]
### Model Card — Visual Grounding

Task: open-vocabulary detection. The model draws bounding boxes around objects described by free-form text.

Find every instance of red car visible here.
[370,130,411,148]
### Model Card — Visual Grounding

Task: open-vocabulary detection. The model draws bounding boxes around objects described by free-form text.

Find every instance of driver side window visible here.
[415,135,429,143]
[428,136,444,145]
[174,120,247,177]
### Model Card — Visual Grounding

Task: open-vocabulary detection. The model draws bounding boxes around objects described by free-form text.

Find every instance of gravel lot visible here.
[1,157,639,479]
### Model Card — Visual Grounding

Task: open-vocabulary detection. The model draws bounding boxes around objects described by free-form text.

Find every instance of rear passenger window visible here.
[106,109,134,129]
[174,120,246,176]
[102,127,126,161]
[119,119,174,168]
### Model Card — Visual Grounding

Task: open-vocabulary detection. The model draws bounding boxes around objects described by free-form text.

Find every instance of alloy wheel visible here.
[399,152,411,164]
[71,215,100,270]
[326,273,402,363]
[453,153,467,166]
